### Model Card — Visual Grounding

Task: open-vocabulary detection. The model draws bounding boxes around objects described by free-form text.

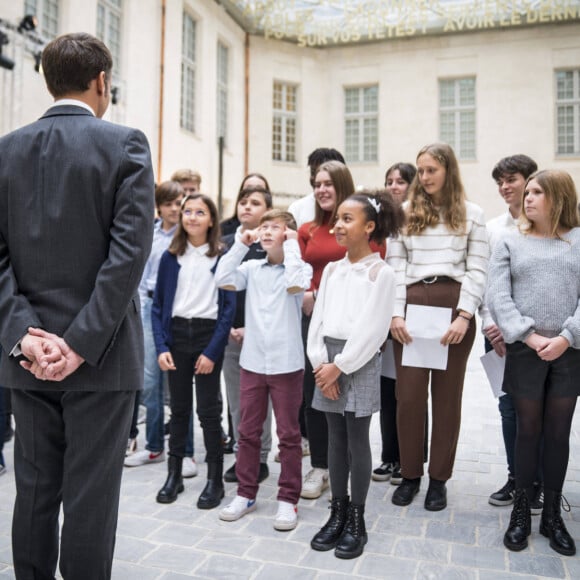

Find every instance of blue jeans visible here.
[141,298,193,455]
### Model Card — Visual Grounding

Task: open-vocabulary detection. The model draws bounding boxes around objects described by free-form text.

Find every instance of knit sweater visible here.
[387,201,489,317]
[487,228,580,347]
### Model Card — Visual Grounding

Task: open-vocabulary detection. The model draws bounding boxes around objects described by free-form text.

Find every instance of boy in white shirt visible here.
[215,210,312,531]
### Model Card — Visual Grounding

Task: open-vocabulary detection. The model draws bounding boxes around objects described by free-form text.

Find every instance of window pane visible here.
[556,71,574,100]
[363,86,378,112]
[363,118,378,161]
[345,119,360,162]
[458,78,475,106]
[439,80,455,107]
[345,88,359,114]
[440,111,456,147]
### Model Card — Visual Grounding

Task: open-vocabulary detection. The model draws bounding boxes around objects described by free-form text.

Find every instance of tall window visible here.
[272,82,297,162]
[24,0,59,38]
[181,13,197,133]
[96,0,122,77]
[217,42,229,145]
[439,77,476,160]
[344,86,378,163]
[556,70,580,156]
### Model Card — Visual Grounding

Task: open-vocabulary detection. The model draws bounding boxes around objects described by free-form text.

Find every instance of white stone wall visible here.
[1,0,579,219]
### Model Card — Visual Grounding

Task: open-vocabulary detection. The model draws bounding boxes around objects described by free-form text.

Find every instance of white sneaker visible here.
[219,495,257,522]
[124,449,165,467]
[274,501,297,531]
[301,467,329,499]
[125,437,137,457]
[182,457,198,478]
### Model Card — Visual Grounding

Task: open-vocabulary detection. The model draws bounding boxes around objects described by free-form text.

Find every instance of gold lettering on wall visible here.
[248,0,580,47]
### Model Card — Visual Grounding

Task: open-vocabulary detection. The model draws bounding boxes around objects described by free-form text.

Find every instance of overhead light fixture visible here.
[18,14,38,33]
[0,31,15,71]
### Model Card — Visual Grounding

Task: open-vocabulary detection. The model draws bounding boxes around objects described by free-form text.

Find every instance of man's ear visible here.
[96,71,108,96]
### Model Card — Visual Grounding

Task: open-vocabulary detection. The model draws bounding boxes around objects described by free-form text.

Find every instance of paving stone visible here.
[141,545,202,574]
[110,560,163,580]
[246,537,309,564]
[451,544,506,571]
[357,554,417,578]
[147,522,207,547]
[298,547,358,573]
[114,535,160,563]
[253,562,317,580]
[426,521,476,545]
[416,562,477,579]
[374,514,425,537]
[507,551,566,578]
[192,554,262,579]
[116,514,165,539]
[393,538,449,562]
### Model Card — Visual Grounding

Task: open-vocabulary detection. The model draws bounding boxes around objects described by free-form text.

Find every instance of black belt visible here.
[172,316,216,328]
[147,290,154,298]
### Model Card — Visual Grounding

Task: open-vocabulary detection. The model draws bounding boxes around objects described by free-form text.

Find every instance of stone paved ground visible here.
[2,339,580,579]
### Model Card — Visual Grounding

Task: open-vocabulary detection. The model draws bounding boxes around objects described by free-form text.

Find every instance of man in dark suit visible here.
[0,33,154,579]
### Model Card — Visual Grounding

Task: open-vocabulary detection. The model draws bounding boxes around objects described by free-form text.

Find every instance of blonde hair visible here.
[519,170,579,238]
[406,143,466,235]
[260,209,297,231]
[170,168,202,186]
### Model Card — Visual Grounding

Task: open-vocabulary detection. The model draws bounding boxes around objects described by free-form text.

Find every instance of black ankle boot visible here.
[504,488,531,551]
[424,478,447,511]
[334,503,367,559]
[197,462,225,509]
[540,489,576,556]
[311,496,349,551]
[392,477,421,506]
[156,455,184,504]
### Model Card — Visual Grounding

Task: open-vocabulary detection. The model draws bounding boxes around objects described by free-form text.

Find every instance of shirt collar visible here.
[50,98,96,116]
[186,242,210,255]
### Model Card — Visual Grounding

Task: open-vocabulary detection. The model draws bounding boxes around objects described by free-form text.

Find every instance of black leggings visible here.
[326,412,372,505]
[513,394,577,492]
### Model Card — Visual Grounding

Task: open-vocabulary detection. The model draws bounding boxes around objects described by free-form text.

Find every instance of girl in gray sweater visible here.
[488,169,580,557]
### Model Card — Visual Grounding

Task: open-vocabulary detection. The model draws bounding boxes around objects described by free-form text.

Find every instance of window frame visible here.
[180,11,197,134]
[343,85,379,164]
[438,76,477,161]
[272,81,298,163]
[555,69,580,157]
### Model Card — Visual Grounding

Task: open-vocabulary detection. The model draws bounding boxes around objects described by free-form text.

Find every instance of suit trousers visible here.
[11,388,135,580]
[394,280,476,481]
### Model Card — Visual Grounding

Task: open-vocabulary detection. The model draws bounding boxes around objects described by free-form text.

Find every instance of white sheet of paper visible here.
[480,350,506,398]
[380,339,396,379]
[402,304,451,370]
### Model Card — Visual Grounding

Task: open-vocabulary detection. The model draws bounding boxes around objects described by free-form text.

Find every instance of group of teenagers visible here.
[129,143,580,561]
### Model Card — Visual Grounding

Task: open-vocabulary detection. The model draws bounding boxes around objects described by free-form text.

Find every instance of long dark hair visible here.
[169,194,223,257]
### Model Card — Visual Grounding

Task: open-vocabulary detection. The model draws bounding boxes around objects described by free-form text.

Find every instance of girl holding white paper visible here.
[488,170,580,556]
[387,143,488,511]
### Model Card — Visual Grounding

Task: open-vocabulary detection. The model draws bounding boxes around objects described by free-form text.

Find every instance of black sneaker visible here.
[530,482,544,516]
[489,477,515,506]
[372,462,396,482]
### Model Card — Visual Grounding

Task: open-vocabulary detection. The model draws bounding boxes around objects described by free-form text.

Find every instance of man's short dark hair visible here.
[307,148,345,169]
[41,33,113,98]
[491,155,538,181]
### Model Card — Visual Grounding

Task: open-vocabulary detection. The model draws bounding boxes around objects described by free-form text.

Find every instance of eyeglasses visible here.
[183,209,208,218]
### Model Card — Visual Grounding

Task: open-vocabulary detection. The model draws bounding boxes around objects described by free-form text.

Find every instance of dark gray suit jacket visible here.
[0,104,154,391]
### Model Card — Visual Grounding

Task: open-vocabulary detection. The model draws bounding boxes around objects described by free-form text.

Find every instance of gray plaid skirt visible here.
[312,337,381,418]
